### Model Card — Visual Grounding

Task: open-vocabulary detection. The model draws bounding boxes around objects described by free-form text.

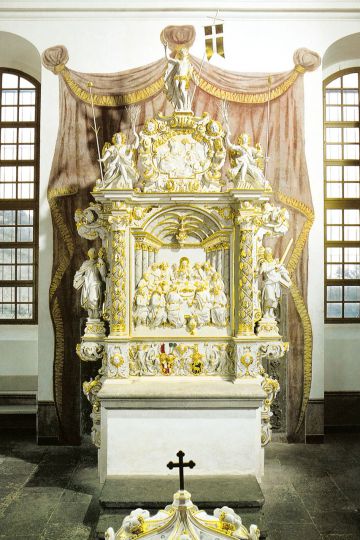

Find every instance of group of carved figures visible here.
[72,246,291,329]
[134,258,228,331]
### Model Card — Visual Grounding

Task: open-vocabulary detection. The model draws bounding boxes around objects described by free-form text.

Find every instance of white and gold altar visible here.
[74,31,291,483]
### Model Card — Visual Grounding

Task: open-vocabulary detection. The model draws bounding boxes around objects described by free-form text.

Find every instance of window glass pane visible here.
[18,183,34,199]
[2,73,18,88]
[0,128,17,144]
[344,183,360,198]
[327,209,342,224]
[327,77,341,88]
[18,128,34,144]
[327,247,342,262]
[326,145,342,160]
[0,305,15,319]
[17,265,33,280]
[326,107,341,121]
[19,90,35,105]
[18,166,34,182]
[327,303,342,318]
[0,184,16,198]
[343,128,359,143]
[0,145,17,160]
[0,166,16,182]
[327,285,342,301]
[17,287,32,302]
[19,107,35,122]
[327,165,342,181]
[326,90,341,104]
[344,166,359,181]
[17,227,33,242]
[1,107,17,122]
[344,303,360,318]
[344,226,360,241]
[17,304,32,319]
[18,145,34,160]
[2,90,17,105]
[344,286,360,301]
[327,183,342,197]
[327,226,342,241]
[326,128,342,143]
[343,107,359,121]
[17,210,33,225]
[344,264,360,279]
[327,264,342,279]
[343,90,359,105]
[342,73,358,88]
[344,209,360,224]
[17,248,33,263]
[344,247,360,262]
[344,145,359,160]
[19,77,34,89]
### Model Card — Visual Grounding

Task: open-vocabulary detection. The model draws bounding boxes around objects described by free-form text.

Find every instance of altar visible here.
[74,27,291,487]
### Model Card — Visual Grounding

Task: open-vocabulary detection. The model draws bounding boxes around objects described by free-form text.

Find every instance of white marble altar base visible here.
[98,377,266,483]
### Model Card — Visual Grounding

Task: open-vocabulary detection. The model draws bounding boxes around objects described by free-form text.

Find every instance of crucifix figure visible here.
[167,450,196,490]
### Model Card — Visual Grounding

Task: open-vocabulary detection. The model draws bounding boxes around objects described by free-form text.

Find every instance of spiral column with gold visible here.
[236,216,256,337]
[109,216,128,336]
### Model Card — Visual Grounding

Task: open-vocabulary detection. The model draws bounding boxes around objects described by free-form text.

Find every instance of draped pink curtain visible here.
[43,34,319,443]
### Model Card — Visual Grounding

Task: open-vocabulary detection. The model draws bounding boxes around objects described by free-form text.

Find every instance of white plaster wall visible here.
[0,2,359,398]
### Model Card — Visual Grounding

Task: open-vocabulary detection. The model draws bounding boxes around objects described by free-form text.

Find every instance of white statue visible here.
[104,527,115,540]
[148,287,167,327]
[193,281,211,327]
[73,247,106,319]
[226,132,269,189]
[164,42,195,111]
[211,285,228,327]
[133,286,149,326]
[98,130,139,189]
[166,285,185,328]
[260,248,292,319]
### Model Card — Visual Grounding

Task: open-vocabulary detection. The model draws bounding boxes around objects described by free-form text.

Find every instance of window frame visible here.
[323,67,360,323]
[0,67,40,324]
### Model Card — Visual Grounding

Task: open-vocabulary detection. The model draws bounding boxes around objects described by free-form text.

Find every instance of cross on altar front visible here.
[167,450,196,490]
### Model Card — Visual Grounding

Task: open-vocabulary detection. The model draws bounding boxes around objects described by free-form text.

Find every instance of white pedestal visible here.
[98,377,266,483]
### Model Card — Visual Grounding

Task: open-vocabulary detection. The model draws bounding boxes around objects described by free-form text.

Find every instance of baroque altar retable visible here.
[74,34,291,483]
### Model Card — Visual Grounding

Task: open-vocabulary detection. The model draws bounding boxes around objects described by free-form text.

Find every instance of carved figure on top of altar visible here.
[73,247,107,319]
[97,129,139,190]
[163,41,196,112]
[226,131,271,190]
[260,247,292,320]
[133,258,229,331]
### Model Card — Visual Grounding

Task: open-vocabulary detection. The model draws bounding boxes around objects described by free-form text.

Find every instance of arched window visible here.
[324,68,360,321]
[0,68,40,322]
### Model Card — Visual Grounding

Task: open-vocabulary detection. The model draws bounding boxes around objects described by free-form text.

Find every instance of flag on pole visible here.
[204,23,225,60]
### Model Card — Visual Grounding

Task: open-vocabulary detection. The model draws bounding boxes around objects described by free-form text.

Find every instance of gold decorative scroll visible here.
[276,190,315,435]
[59,65,305,107]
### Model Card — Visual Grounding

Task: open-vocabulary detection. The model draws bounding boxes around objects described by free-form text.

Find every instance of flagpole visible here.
[87,81,104,184]
[190,9,221,108]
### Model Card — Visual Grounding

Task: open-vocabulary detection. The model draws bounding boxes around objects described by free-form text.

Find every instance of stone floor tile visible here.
[59,488,94,503]
[40,522,91,540]
[322,535,360,540]
[299,489,356,514]
[48,501,92,524]
[0,491,57,535]
[266,522,322,540]
[310,510,360,535]
[262,494,312,524]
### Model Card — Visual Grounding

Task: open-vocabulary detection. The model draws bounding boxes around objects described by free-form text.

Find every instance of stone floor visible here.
[0,430,359,539]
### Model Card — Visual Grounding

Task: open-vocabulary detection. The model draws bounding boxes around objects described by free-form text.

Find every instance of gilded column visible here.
[110,218,128,336]
[224,244,230,294]
[135,245,142,287]
[236,219,255,337]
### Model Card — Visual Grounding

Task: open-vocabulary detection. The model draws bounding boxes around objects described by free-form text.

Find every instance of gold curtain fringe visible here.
[59,65,303,106]
[276,190,315,435]
[51,298,65,418]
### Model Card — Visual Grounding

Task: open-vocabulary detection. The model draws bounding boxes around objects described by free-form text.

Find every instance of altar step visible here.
[96,475,267,539]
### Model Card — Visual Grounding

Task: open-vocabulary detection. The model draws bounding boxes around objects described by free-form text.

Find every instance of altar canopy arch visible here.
[42,28,319,443]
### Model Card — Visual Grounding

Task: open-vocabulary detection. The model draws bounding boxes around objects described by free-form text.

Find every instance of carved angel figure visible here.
[226,132,270,189]
[164,43,195,111]
[260,248,292,319]
[98,131,139,189]
[73,248,106,319]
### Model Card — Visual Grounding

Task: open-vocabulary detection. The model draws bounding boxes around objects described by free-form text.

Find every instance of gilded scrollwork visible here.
[110,223,127,334]
[261,373,280,446]
[76,341,105,362]
[75,203,107,240]
[83,372,104,447]
[106,344,129,378]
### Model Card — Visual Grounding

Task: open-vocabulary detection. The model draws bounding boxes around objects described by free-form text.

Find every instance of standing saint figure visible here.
[73,248,107,319]
[226,132,270,189]
[163,42,195,111]
[260,247,292,320]
[98,130,139,189]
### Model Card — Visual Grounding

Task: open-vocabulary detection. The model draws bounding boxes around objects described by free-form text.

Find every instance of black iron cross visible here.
[167,450,196,490]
